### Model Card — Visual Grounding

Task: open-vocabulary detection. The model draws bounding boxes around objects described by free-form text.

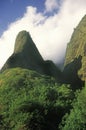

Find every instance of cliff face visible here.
[64,15,86,81]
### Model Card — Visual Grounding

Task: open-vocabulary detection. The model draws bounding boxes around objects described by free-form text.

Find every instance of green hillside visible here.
[0,68,74,130]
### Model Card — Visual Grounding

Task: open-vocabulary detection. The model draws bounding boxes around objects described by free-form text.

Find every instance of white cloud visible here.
[45,0,60,12]
[0,0,86,69]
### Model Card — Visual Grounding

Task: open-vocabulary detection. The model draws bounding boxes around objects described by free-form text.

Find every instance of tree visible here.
[60,87,86,130]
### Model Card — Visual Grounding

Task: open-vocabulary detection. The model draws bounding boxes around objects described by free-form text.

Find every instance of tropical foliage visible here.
[0,68,74,130]
[60,86,86,130]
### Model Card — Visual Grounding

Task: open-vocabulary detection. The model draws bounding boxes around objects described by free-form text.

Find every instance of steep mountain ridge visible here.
[64,15,86,82]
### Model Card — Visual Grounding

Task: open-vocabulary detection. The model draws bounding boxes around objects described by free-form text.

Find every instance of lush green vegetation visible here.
[60,87,86,130]
[0,67,86,130]
[0,68,75,130]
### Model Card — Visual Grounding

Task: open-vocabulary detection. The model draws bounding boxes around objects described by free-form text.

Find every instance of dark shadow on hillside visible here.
[43,60,62,82]
[62,55,85,89]
[1,51,45,74]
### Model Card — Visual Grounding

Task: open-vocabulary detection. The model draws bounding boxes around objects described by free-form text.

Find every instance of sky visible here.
[0,0,86,69]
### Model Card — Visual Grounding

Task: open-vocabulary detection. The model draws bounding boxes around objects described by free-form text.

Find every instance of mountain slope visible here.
[1,31,61,81]
[0,67,74,130]
[64,15,86,82]
[1,31,44,73]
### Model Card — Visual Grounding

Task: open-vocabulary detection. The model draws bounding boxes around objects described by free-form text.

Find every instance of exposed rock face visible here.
[1,31,61,81]
[64,15,86,82]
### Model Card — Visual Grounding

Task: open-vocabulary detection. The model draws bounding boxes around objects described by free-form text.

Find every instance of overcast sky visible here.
[0,0,86,69]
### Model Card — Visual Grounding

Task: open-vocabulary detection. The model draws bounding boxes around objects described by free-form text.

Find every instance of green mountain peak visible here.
[14,30,31,53]
[1,30,61,81]
[1,31,44,73]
